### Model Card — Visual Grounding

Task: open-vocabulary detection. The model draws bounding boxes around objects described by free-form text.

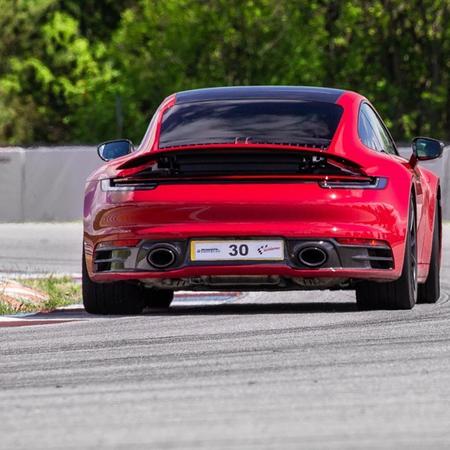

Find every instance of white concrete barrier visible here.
[0,147,101,222]
[0,149,25,221]
[0,145,448,222]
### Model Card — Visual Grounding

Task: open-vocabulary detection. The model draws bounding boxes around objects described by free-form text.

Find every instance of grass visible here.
[0,302,16,315]
[0,276,81,315]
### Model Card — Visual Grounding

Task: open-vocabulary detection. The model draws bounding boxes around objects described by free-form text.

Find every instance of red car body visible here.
[83,86,442,311]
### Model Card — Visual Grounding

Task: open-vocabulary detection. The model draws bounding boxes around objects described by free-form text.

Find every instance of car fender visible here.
[417,166,441,276]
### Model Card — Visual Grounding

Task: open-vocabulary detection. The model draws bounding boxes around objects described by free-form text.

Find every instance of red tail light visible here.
[336,238,388,247]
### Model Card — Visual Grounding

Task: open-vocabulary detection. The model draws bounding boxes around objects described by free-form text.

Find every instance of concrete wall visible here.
[0,146,448,222]
[0,147,101,222]
[0,149,24,222]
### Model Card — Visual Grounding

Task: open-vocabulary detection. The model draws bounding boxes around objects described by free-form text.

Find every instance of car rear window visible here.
[159,100,343,148]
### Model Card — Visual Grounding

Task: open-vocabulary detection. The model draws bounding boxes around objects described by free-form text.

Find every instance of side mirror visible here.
[97,139,133,161]
[412,137,444,161]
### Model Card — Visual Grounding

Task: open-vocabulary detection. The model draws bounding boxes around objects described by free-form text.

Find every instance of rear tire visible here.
[356,199,417,310]
[417,205,441,303]
[82,252,146,315]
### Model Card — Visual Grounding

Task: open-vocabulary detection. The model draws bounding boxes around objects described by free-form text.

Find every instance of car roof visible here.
[175,86,346,104]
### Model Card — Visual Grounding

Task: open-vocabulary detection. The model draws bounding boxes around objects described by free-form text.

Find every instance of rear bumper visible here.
[86,235,399,284]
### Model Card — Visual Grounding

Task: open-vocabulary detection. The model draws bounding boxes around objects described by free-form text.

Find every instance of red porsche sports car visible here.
[83,86,443,314]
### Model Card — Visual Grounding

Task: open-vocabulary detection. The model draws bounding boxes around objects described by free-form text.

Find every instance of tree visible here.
[0,0,449,145]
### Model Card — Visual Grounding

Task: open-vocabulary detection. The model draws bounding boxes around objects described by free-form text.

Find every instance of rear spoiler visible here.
[115,144,365,178]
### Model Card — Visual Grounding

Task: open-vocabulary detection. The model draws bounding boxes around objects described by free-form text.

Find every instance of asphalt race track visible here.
[0,224,449,449]
[0,222,82,275]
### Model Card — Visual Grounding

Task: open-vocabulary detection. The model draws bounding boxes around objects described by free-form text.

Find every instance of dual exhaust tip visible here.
[147,244,328,269]
[297,246,328,268]
[147,246,178,269]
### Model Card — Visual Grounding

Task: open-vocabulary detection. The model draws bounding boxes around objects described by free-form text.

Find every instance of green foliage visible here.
[0,0,449,145]
[0,276,80,314]
[21,276,81,311]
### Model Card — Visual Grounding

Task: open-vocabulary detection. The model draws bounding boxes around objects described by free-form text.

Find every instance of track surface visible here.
[0,222,82,275]
[0,225,449,448]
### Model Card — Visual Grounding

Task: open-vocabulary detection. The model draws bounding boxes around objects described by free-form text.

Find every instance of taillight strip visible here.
[319,177,388,189]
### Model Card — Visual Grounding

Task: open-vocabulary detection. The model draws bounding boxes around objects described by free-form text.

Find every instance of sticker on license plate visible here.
[190,240,284,261]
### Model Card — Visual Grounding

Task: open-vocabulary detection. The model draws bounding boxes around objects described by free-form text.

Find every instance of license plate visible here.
[190,239,284,262]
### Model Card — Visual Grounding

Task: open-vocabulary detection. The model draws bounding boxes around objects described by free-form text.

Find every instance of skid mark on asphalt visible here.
[0,291,242,327]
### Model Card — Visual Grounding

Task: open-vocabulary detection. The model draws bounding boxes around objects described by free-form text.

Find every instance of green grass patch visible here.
[0,302,16,315]
[0,276,81,315]
[21,276,81,311]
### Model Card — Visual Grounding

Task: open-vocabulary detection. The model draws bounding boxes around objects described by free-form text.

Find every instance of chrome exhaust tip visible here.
[147,246,177,269]
[297,246,328,268]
